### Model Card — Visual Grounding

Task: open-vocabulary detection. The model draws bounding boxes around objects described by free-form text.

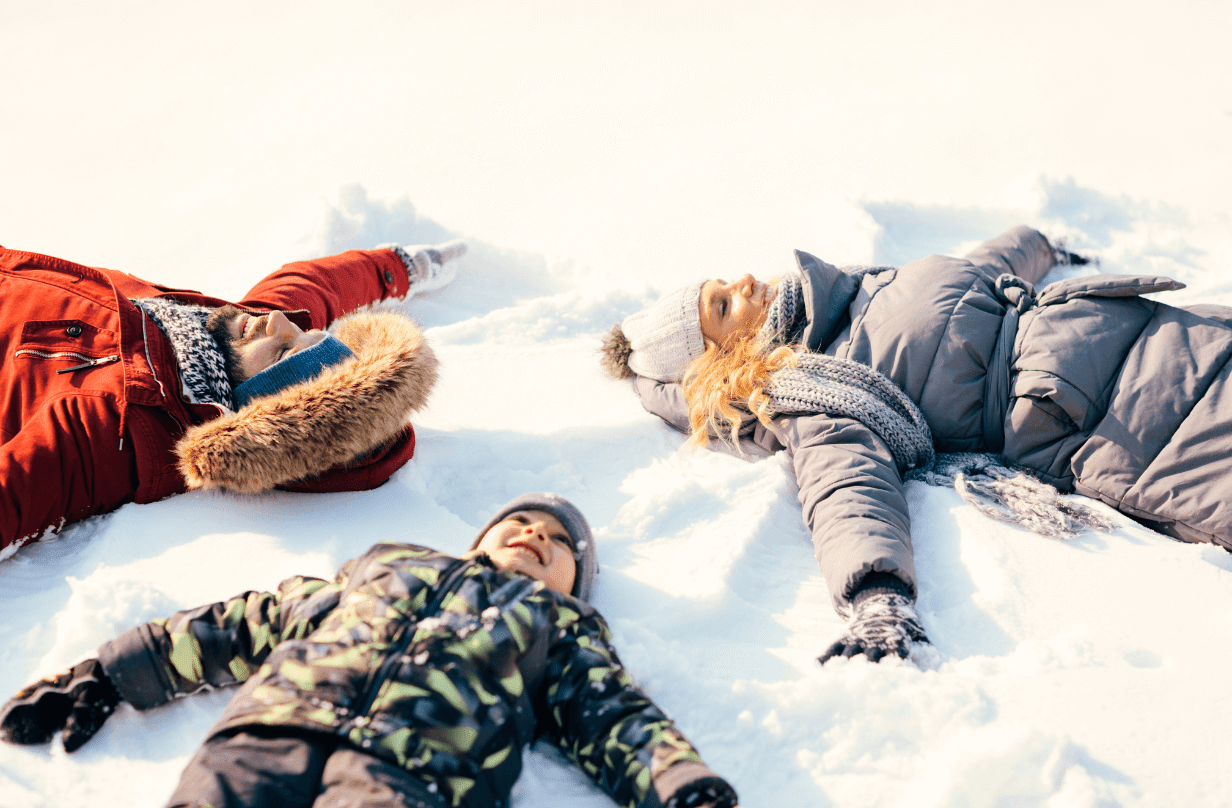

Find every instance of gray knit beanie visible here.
[621,282,706,382]
[470,493,598,601]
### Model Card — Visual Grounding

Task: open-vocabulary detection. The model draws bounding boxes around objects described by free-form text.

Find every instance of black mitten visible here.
[819,574,929,664]
[656,763,739,808]
[0,658,122,752]
[1049,236,1092,266]
[1055,248,1090,266]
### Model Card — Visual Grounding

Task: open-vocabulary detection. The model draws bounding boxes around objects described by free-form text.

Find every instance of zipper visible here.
[351,558,472,721]
[138,310,167,399]
[15,350,120,374]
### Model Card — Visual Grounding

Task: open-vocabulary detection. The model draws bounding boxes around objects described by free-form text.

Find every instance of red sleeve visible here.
[0,395,139,551]
[237,249,410,330]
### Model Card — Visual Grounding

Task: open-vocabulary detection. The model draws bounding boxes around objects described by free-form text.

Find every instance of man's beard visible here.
[205,305,249,388]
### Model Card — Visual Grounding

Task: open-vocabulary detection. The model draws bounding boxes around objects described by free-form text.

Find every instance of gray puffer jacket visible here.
[634,227,1232,610]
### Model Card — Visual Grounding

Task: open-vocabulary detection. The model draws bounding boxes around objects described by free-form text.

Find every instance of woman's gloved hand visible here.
[1048,235,1092,266]
[0,658,121,752]
[819,573,929,664]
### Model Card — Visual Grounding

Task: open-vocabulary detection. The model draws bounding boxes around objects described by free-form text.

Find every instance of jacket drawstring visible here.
[138,312,168,401]
[122,311,169,451]
[982,274,1037,453]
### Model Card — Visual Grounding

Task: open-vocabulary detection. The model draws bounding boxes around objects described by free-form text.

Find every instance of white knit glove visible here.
[386,240,467,297]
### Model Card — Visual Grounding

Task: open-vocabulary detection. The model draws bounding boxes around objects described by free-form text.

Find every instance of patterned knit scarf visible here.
[132,298,234,409]
[753,270,1114,539]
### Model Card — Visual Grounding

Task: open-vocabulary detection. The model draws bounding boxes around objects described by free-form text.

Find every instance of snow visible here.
[2,2,1231,806]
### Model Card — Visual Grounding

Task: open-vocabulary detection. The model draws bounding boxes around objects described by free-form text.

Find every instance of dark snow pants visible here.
[164,727,447,808]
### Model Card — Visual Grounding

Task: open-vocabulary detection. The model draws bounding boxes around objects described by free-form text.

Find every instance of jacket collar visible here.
[793,249,859,351]
[174,310,438,493]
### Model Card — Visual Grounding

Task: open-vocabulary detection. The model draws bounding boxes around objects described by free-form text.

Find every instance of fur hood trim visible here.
[176,311,438,493]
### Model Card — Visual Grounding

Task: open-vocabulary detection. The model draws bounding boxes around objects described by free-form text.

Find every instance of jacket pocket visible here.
[16,319,120,372]
[20,318,117,349]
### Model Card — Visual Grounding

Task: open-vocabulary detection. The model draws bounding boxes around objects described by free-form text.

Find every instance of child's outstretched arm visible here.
[97,574,341,711]
[541,603,739,808]
[0,570,346,752]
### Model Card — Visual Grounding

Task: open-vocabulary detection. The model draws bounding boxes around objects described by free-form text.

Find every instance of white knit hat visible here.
[621,282,706,382]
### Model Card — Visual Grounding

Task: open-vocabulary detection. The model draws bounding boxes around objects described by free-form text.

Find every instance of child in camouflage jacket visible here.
[0,493,738,808]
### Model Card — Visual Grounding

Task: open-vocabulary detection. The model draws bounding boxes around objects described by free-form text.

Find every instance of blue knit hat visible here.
[232,333,355,409]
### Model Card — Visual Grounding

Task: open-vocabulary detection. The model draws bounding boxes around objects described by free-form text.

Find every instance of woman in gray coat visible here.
[601,226,1232,664]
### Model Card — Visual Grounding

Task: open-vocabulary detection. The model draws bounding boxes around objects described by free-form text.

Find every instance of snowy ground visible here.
[2,3,1231,807]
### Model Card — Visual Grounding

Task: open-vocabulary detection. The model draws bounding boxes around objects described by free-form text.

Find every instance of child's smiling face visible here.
[467,509,577,596]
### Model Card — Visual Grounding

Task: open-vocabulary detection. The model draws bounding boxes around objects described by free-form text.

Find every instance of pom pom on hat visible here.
[618,282,706,383]
[600,325,635,380]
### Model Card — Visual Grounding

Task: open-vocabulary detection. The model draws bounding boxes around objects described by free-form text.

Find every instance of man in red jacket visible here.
[0,241,462,553]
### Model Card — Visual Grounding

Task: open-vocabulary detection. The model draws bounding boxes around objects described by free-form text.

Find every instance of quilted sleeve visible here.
[97,574,342,710]
[539,603,737,808]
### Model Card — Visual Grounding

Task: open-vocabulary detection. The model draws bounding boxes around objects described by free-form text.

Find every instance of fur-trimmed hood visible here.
[175,310,438,493]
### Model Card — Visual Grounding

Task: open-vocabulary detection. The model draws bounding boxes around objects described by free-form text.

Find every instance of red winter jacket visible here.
[0,245,415,551]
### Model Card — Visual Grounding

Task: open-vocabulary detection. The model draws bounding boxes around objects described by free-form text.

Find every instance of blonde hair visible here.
[681,334,797,450]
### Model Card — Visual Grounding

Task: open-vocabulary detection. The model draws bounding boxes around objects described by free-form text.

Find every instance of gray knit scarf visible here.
[759,271,809,347]
[132,298,234,409]
[755,270,1114,539]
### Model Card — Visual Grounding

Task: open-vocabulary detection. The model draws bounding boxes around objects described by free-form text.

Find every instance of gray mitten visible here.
[819,573,929,664]
[387,240,467,297]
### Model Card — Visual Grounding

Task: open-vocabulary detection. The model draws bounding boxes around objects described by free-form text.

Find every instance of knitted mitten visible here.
[666,779,739,808]
[653,760,739,808]
[0,658,121,752]
[1054,248,1090,266]
[819,573,929,664]
[388,240,467,297]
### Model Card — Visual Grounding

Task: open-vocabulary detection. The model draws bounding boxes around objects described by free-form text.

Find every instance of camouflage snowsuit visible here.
[98,543,731,808]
